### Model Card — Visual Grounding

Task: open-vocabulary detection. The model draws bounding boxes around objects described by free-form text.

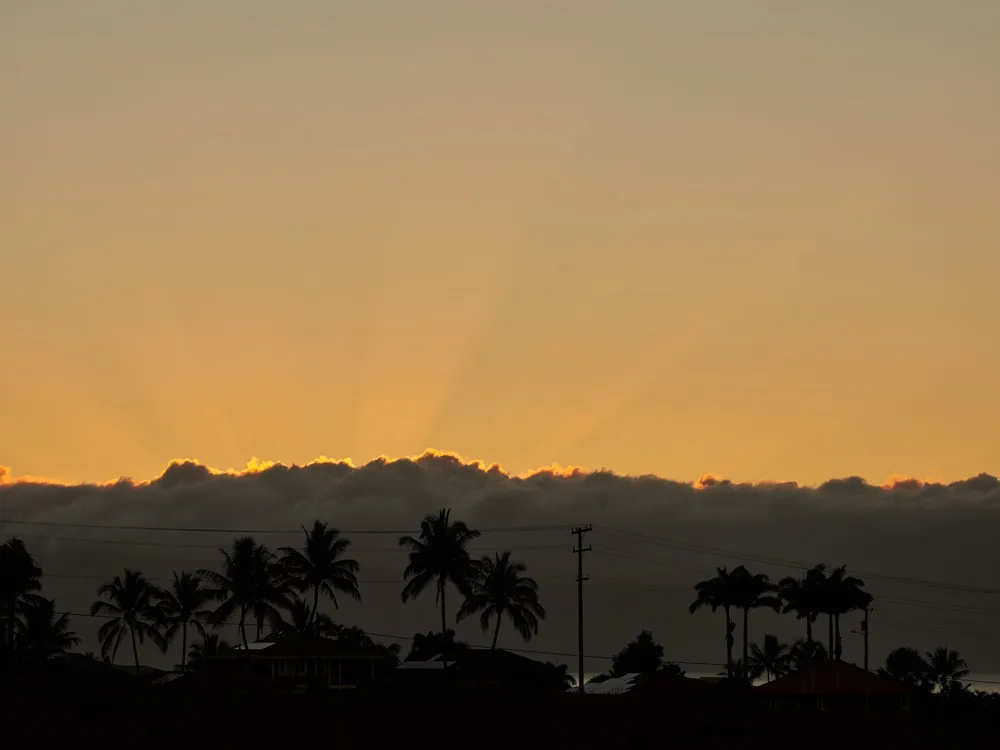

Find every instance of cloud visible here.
[2,451,999,675]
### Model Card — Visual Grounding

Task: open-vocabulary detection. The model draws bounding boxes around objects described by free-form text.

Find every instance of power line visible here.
[0,518,572,535]
[599,527,1000,597]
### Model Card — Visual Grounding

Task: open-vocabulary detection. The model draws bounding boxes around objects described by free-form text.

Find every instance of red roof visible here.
[755,660,918,696]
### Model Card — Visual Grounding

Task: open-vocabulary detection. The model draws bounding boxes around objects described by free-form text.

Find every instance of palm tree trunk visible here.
[828,614,834,656]
[491,612,502,650]
[834,615,842,660]
[238,606,249,659]
[724,605,734,678]
[806,613,813,643]
[440,579,447,639]
[181,623,187,671]
[130,624,140,677]
[310,585,320,627]
[742,608,749,679]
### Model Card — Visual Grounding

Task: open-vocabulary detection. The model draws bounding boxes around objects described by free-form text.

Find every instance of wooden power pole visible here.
[571,525,592,694]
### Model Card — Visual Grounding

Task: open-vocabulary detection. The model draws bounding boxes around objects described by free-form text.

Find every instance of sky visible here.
[3,0,1000,487]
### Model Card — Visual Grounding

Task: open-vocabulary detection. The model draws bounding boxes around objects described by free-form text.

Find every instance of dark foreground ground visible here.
[4,683,999,749]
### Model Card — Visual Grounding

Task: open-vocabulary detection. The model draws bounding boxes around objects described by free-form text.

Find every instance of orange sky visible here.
[3,1,998,486]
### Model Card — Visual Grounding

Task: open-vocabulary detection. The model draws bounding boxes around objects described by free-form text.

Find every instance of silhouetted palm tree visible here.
[748,634,790,683]
[280,521,360,627]
[821,566,871,659]
[153,571,213,671]
[15,597,80,658]
[273,594,338,638]
[883,646,930,688]
[789,638,827,670]
[457,551,545,649]
[731,566,781,677]
[90,569,167,676]
[1,537,44,653]
[187,633,231,670]
[689,566,740,678]
[199,537,292,653]
[779,565,827,645]
[926,646,969,692]
[399,509,481,638]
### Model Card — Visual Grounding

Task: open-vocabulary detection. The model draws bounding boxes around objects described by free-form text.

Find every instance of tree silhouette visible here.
[821,566,871,659]
[689,566,739,678]
[789,638,827,670]
[187,633,231,671]
[406,629,468,661]
[882,646,930,688]
[457,551,545,649]
[199,537,293,653]
[610,630,665,677]
[748,634,790,682]
[730,566,781,678]
[90,569,167,676]
[1,537,44,655]
[399,509,480,639]
[279,521,360,627]
[273,594,339,638]
[153,571,213,671]
[15,597,80,658]
[926,646,969,692]
[779,565,827,646]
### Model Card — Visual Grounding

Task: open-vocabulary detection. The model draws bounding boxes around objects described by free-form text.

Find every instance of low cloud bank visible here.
[2,451,998,674]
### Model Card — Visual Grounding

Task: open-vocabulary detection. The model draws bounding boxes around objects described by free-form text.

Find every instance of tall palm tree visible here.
[883,646,930,688]
[789,638,827,670]
[399,508,481,638]
[457,551,546,649]
[926,646,969,692]
[779,565,827,645]
[821,565,871,660]
[0,537,44,653]
[279,521,360,626]
[748,634,790,683]
[15,597,80,658]
[154,571,213,671]
[187,633,231,670]
[198,537,292,653]
[90,569,167,676]
[689,566,740,678]
[730,565,781,678]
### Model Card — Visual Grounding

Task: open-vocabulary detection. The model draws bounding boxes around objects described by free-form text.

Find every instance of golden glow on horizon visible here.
[0,449,986,492]
[3,2,998,488]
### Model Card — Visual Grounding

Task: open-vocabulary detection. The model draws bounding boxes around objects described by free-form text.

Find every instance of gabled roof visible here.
[755,660,919,696]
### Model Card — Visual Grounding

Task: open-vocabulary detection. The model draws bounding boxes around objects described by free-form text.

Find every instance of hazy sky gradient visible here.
[4,1,999,484]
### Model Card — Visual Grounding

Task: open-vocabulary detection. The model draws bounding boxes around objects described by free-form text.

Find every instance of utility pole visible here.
[862,605,871,671]
[572,525,592,694]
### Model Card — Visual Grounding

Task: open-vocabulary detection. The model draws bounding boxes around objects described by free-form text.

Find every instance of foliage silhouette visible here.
[187,633,231,671]
[689,566,739,678]
[279,521,360,627]
[821,565,872,659]
[789,638,828,670]
[90,569,168,676]
[779,565,827,646]
[153,571,213,671]
[399,509,480,639]
[926,646,970,692]
[15,597,80,658]
[1,537,44,655]
[730,566,781,678]
[610,629,665,677]
[748,634,790,683]
[457,551,545,649]
[882,646,930,688]
[273,594,338,638]
[405,629,468,661]
[198,537,293,653]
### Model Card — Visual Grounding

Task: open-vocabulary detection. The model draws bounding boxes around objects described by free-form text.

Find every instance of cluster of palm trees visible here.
[2,509,547,676]
[689,563,873,679]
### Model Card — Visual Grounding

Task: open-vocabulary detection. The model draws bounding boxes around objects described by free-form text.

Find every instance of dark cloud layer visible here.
[2,453,999,676]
